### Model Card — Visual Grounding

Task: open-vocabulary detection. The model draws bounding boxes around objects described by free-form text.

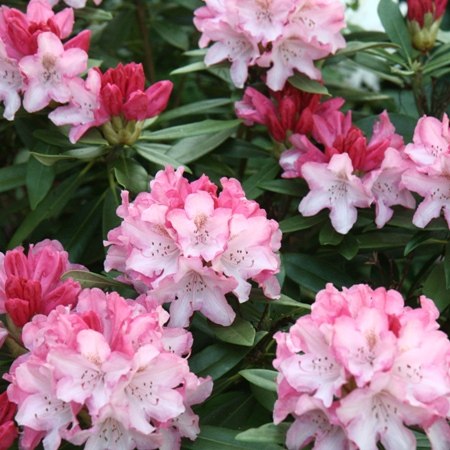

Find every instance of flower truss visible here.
[273,283,450,450]
[193,0,346,90]
[104,166,282,327]
[5,288,212,450]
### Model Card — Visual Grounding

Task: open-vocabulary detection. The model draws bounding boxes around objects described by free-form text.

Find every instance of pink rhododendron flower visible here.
[6,288,212,450]
[19,31,88,112]
[0,38,23,120]
[194,0,346,90]
[273,283,450,450]
[299,153,373,234]
[0,239,82,328]
[0,0,74,60]
[105,166,281,327]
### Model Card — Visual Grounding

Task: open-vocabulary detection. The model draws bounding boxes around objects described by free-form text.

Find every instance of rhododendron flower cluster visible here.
[0,0,90,120]
[273,283,450,450]
[0,239,82,328]
[243,86,414,233]
[104,166,282,327]
[6,288,212,450]
[402,113,450,228]
[193,0,346,90]
[50,63,173,144]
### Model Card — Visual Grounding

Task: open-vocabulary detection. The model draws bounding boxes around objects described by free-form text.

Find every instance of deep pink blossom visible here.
[0,240,82,328]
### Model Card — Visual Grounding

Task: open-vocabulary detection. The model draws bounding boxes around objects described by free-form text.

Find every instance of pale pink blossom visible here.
[19,31,88,112]
[273,284,450,450]
[0,39,23,120]
[299,153,373,234]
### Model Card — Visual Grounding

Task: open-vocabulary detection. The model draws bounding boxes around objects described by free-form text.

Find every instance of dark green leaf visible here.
[102,189,121,240]
[210,317,256,347]
[183,426,282,450]
[26,157,55,210]
[0,163,26,193]
[134,142,189,170]
[288,73,330,95]
[8,173,83,248]
[338,235,359,260]
[236,424,288,446]
[279,214,325,233]
[159,99,232,122]
[242,159,280,199]
[140,120,240,141]
[422,263,450,312]
[113,157,149,193]
[378,0,415,61]
[62,270,134,292]
[167,129,234,164]
[319,222,344,246]
[334,40,399,58]
[153,20,189,50]
[171,61,207,75]
[239,369,277,392]
[257,179,303,196]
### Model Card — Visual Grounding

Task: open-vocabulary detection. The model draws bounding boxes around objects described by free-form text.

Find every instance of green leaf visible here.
[273,294,311,310]
[31,146,108,166]
[378,0,415,61]
[288,73,330,95]
[189,332,266,380]
[242,158,280,200]
[356,231,412,250]
[283,253,354,293]
[171,61,207,75]
[113,157,149,193]
[404,232,444,256]
[236,424,288,446]
[445,242,450,289]
[167,129,234,164]
[0,163,26,193]
[210,317,256,347]
[62,270,134,291]
[279,214,325,233]
[102,189,121,240]
[319,222,344,246]
[159,99,232,122]
[257,179,303,196]
[183,426,282,450]
[134,142,189,171]
[8,173,82,248]
[140,119,241,141]
[422,263,450,312]
[338,235,359,260]
[334,40,399,58]
[27,155,55,209]
[153,20,189,50]
[239,369,277,392]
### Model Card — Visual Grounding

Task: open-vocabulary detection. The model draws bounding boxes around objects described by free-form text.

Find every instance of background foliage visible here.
[1,0,450,448]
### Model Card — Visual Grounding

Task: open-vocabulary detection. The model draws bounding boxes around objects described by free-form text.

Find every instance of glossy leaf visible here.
[0,163,26,193]
[239,369,277,392]
[210,317,256,347]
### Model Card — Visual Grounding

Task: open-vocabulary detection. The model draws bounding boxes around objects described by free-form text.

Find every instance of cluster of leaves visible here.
[1,0,450,448]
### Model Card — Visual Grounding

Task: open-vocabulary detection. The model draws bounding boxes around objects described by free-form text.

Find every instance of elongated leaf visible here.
[243,158,280,199]
[422,263,450,312]
[288,73,329,95]
[334,40,399,58]
[114,157,149,193]
[140,119,241,141]
[273,294,311,310]
[236,424,288,445]
[159,98,232,122]
[319,222,344,246]
[62,270,132,290]
[279,214,325,233]
[27,155,55,209]
[257,179,303,196]
[171,61,207,75]
[167,129,233,163]
[8,173,83,248]
[189,332,265,380]
[239,369,277,392]
[102,188,121,239]
[153,20,189,50]
[134,142,189,171]
[0,163,26,193]
[31,146,107,166]
[183,426,282,450]
[283,253,354,293]
[210,317,256,347]
[378,0,415,61]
